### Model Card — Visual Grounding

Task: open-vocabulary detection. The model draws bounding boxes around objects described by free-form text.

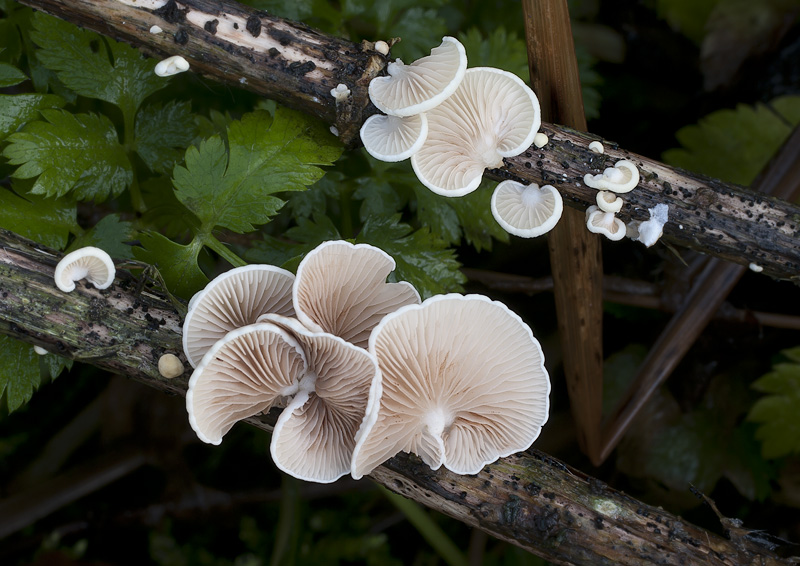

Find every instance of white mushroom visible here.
[374,40,390,55]
[596,190,623,213]
[33,346,48,355]
[149,25,163,34]
[154,55,190,77]
[54,247,115,292]
[490,181,563,238]
[585,205,626,241]
[533,133,549,148]
[588,141,604,154]
[749,263,764,273]
[411,67,540,196]
[368,36,467,117]
[182,265,295,367]
[634,203,669,247]
[330,84,350,101]
[351,294,550,478]
[293,241,420,349]
[360,113,428,162]
[186,323,307,445]
[583,159,639,193]
[158,353,184,379]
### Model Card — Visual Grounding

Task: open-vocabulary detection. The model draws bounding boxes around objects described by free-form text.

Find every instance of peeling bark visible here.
[0,229,794,566]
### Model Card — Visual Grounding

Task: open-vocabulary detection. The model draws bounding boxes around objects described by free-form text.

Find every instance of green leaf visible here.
[748,356,800,458]
[39,350,73,381]
[663,96,800,186]
[133,232,209,299]
[390,8,448,61]
[173,108,342,234]
[0,335,42,413]
[245,215,342,269]
[0,187,77,249]
[135,101,198,174]
[4,109,132,201]
[458,27,529,82]
[656,0,720,44]
[68,214,135,259]
[357,215,465,299]
[0,93,65,142]
[448,182,509,251]
[30,12,162,117]
[0,61,27,87]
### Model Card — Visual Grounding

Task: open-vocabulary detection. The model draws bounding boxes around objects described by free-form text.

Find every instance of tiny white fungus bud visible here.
[154,55,190,77]
[331,84,351,101]
[158,353,184,379]
[329,126,339,137]
[149,25,163,34]
[375,40,390,55]
[635,203,669,247]
[589,141,604,154]
[749,263,763,273]
[533,133,548,148]
[34,345,48,356]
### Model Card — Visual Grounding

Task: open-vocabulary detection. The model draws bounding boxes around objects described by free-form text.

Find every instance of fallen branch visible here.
[0,229,793,565]
[12,0,800,283]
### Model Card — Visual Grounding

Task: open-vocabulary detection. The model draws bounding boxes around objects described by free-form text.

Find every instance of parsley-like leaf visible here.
[748,348,800,458]
[133,232,209,298]
[0,335,42,412]
[0,187,77,249]
[4,109,132,201]
[135,101,198,174]
[0,93,64,142]
[68,214,135,260]
[458,27,529,82]
[0,61,26,87]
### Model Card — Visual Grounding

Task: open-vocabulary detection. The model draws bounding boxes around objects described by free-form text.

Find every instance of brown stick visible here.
[13,0,800,282]
[0,229,793,565]
[522,0,604,463]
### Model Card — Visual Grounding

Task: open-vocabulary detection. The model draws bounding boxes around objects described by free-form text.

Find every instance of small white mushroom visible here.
[584,159,639,193]
[533,133,549,148]
[149,25,163,34]
[749,263,764,273]
[634,203,669,247]
[154,55,190,77]
[374,40,390,55]
[54,247,115,292]
[158,354,184,379]
[490,181,563,238]
[596,190,623,213]
[33,345,48,356]
[585,205,626,241]
[329,126,339,137]
[360,113,428,162]
[589,141,604,154]
[330,83,351,101]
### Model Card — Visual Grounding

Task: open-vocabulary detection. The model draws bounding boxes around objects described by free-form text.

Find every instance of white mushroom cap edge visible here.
[360,113,428,162]
[583,159,639,193]
[490,180,563,238]
[54,246,115,292]
[585,205,626,241]
[596,190,623,213]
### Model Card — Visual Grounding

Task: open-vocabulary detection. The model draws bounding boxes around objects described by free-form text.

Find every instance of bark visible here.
[12,0,800,283]
[0,228,794,566]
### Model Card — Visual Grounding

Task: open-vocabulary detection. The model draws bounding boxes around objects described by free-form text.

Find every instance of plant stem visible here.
[201,234,247,267]
[122,106,144,214]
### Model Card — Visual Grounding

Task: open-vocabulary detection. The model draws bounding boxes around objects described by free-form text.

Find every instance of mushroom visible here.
[186,323,307,445]
[54,247,115,292]
[368,36,467,117]
[583,159,639,193]
[330,84,351,101]
[596,190,623,213]
[533,133,549,148]
[360,113,428,162]
[293,241,420,349]
[158,353,184,379]
[33,346,48,355]
[182,265,295,367]
[588,141,604,154]
[154,55,190,77]
[585,205,626,241]
[351,294,550,478]
[490,180,563,237]
[410,67,541,196]
[633,203,669,247]
[374,40,390,56]
[258,314,379,483]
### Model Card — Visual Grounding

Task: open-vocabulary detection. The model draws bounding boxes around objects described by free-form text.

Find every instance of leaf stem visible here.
[122,107,145,213]
[201,234,247,267]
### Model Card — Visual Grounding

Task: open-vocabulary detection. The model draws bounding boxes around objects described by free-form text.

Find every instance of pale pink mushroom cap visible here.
[183,265,295,367]
[259,314,379,483]
[490,181,563,238]
[368,36,467,117]
[360,113,428,162]
[293,240,420,349]
[54,247,115,292]
[351,294,550,478]
[411,68,541,197]
[186,323,307,445]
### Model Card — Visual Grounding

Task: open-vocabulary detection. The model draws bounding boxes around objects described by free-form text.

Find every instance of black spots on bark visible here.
[204,19,219,34]
[174,28,189,45]
[246,15,262,37]
[268,47,280,57]
[288,60,316,76]
[154,0,186,24]
[269,28,293,47]
[501,495,521,525]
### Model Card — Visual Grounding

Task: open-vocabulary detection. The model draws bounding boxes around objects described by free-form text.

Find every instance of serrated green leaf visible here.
[68,214,135,259]
[0,61,26,87]
[663,96,800,186]
[448,182,509,251]
[458,27,529,82]
[0,188,77,249]
[0,93,65,142]
[748,355,800,458]
[390,8,448,61]
[135,101,198,174]
[357,215,465,299]
[30,12,162,118]
[287,172,343,219]
[133,232,209,299]
[173,108,342,234]
[245,215,342,269]
[413,185,461,245]
[38,350,73,381]
[0,335,42,412]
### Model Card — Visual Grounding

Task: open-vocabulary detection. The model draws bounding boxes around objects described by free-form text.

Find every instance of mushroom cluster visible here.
[184,240,551,482]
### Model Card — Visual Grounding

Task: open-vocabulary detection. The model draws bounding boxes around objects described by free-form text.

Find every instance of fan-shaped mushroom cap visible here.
[186,323,307,445]
[368,36,467,117]
[54,247,115,292]
[258,314,379,483]
[583,159,639,193]
[490,181,563,238]
[293,241,420,349]
[596,190,623,213]
[586,206,626,241]
[351,294,550,478]
[183,265,295,368]
[411,67,541,197]
[360,113,428,162]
